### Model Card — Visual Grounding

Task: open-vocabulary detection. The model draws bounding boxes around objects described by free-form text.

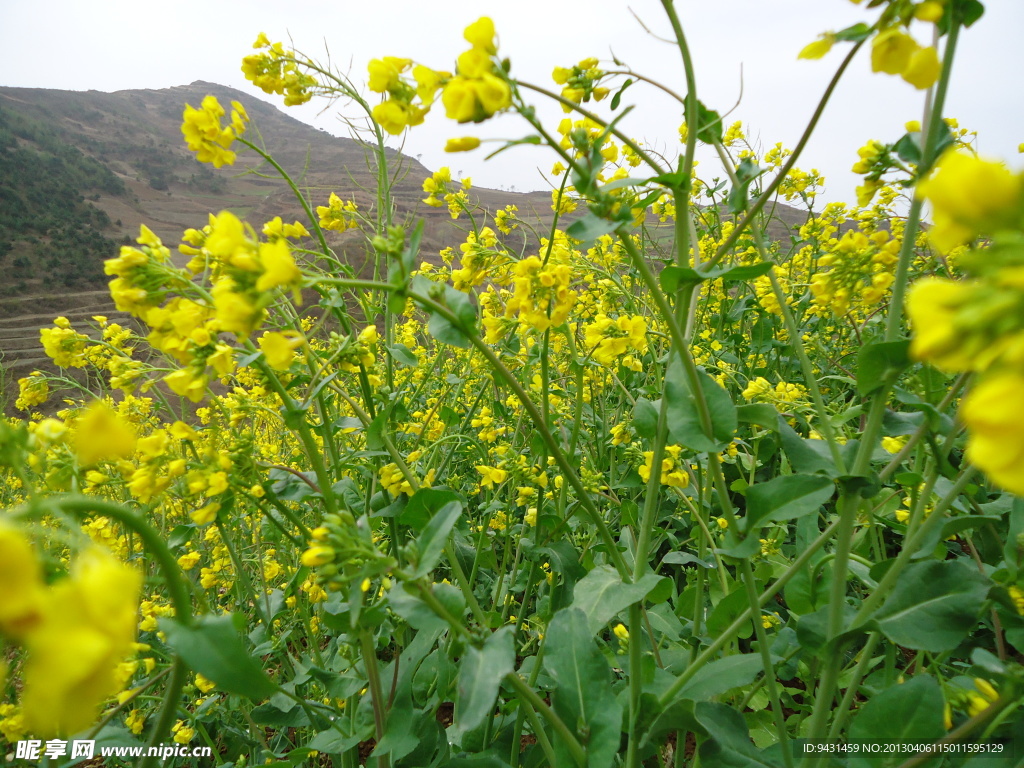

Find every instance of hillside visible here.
[0,82,812,412]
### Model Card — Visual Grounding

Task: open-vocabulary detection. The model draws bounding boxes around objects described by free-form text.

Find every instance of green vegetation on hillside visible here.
[0,104,125,294]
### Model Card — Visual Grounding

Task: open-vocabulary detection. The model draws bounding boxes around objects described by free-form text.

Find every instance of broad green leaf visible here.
[416,278,477,349]
[873,560,990,652]
[571,565,666,634]
[444,756,514,768]
[736,403,778,429]
[632,397,659,439]
[847,676,944,768]
[428,311,471,348]
[689,97,723,145]
[662,552,714,569]
[268,467,319,502]
[674,653,781,701]
[911,514,1002,560]
[308,723,372,754]
[545,608,623,768]
[665,357,737,452]
[410,499,463,578]
[744,474,834,532]
[161,614,277,699]
[659,265,701,293]
[399,487,463,530]
[452,627,515,740]
[695,702,781,768]
[856,340,911,396]
[795,603,858,653]
[366,411,387,451]
[659,262,773,292]
[777,419,838,476]
[388,343,419,367]
[388,582,466,633]
[1003,496,1024,568]
[893,132,922,165]
[706,586,753,640]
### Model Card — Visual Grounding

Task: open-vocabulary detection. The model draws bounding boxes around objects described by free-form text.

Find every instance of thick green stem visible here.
[359,630,391,768]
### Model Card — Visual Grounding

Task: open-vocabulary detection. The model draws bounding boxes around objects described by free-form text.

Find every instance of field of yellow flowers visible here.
[3,1,1024,766]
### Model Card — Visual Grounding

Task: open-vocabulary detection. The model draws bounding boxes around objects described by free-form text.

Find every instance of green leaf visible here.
[452,627,515,740]
[399,487,462,530]
[856,340,911,396]
[939,0,985,33]
[695,702,781,768]
[674,653,781,701]
[571,565,666,634]
[736,403,779,430]
[706,587,754,640]
[795,603,858,653]
[416,279,476,349]
[308,723,372,754]
[778,419,838,476]
[161,614,277,699]
[444,756,514,768]
[632,397,659,439]
[744,474,835,532]
[566,213,620,244]
[728,157,764,214]
[659,262,773,292]
[893,132,922,165]
[665,357,737,452]
[609,78,633,111]
[663,552,714,569]
[834,22,873,42]
[847,676,944,768]
[689,98,723,145]
[409,500,463,578]
[428,310,471,348]
[649,170,690,189]
[659,265,702,293]
[388,582,466,633]
[545,608,623,768]
[388,343,419,367]
[268,467,318,502]
[873,560,990,652]
[366,411,387,451]
[483,134,542,162]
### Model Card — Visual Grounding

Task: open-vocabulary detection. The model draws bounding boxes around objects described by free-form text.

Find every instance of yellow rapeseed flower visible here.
[72,401,137,466]
[918,150,1022,253]
[21,550,141,737]
[960,372,1024,495]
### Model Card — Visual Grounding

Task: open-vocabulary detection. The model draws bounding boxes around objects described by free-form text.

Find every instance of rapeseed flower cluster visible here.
[907,151,1024,493]
[0,527,140,737]
[181,96,248,168]
[242,33,318,106]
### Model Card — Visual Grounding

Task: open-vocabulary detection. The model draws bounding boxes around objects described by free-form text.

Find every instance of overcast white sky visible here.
[2,0,1021,205]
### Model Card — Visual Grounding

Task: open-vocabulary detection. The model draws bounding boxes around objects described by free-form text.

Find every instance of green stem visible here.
[359,629,391,768]
[657,517,841,709]
[505,674,587,768]
[740,557,793,767]
[413,294,631,581]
